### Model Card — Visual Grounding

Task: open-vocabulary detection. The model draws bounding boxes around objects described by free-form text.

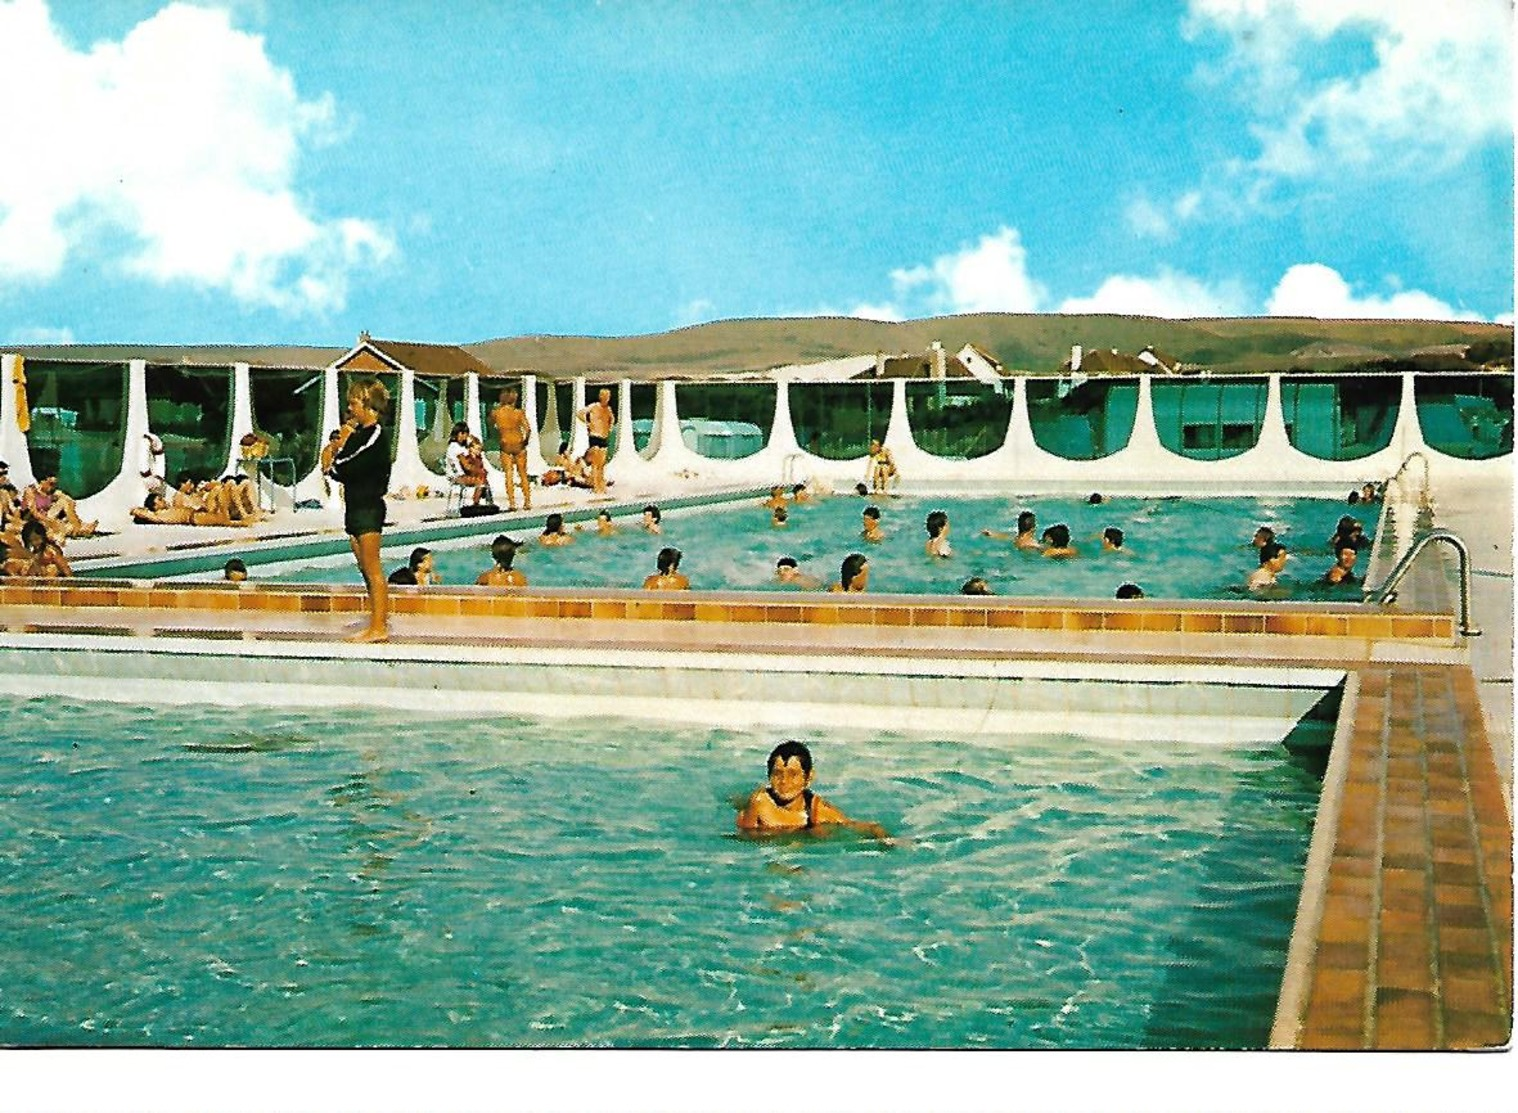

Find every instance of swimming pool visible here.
[0,696,1321,1048]
[249,494,1370,600]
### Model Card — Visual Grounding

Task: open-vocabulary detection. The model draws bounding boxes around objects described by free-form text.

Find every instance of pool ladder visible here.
[1385,450,1433,511]
[1367,528,1482,638]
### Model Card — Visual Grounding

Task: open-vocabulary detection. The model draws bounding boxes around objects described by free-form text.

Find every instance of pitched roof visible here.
[339,337,496,379]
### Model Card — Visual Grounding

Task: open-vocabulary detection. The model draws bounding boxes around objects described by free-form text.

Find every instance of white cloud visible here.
[1057,268,1249,318]
[889,227,1045,315]
[0,0,394,313]
[1186,0,1511,179]
[1123,190,1205,240]
[673,298,716,327]
[6,325,75,344]
[846,302,904,323]
[1265,262,1488,320]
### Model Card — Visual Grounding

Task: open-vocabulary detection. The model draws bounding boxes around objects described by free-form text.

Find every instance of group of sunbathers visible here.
[0,462,99,578]
[131,471,264,528]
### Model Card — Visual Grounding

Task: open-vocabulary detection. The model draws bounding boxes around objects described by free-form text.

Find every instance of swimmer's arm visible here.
[981,529,1013,540]
[812,797,890,840]
[736,789,778,831]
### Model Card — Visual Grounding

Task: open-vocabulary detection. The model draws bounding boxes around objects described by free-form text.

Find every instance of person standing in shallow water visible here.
[326,377,392,643]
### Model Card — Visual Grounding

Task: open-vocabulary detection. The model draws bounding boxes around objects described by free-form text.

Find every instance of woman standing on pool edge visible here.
[326,377,392,643]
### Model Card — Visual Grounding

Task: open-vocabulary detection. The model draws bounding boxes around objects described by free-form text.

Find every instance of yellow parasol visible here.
[13,354,29,434]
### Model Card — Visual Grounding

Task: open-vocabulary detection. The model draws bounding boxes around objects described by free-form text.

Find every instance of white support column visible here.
[538,379,562,464]
[224,362,254,478]
[605,377,657,488]
[464,374,482,438]
[521,374,545,467]
[1390,370,1425,462]
[386,364,434,492]
[76,359,150,526]
[765,380,801,457]
[1255,372,1293,452]
[0,354,36,487]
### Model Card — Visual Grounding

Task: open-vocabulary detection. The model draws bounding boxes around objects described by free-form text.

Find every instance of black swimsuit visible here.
[767,787,815,828]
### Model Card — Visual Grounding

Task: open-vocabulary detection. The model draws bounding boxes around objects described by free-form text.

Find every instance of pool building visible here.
[0,327,1509,1049]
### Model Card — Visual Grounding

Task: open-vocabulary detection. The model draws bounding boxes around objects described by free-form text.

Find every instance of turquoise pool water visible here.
[0,696,1321,1048]
[256,494,1370,599]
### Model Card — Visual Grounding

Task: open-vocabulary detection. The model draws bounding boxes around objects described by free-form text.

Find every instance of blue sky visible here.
[0,0,1511,346]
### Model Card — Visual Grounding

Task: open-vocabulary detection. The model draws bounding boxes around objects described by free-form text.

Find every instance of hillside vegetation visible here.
[12,314,1511,377]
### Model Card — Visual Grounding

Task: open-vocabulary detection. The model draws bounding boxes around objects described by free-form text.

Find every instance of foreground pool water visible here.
[257,492,1372,600]
[0,697,1321,1048]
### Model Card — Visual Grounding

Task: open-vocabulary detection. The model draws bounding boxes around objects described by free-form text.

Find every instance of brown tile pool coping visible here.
[1,579,1506,1049]
[0,579,1459,643]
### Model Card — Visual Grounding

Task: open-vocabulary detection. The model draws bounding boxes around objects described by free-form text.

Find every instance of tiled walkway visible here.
[1283,662,1512,1049]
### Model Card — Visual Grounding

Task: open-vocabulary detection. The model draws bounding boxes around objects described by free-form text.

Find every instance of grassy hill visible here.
[11,313,1511,378]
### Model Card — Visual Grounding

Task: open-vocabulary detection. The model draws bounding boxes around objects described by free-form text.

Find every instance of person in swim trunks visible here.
[576,387,615,495]
[326,377,392,642]
[736,740,888,838]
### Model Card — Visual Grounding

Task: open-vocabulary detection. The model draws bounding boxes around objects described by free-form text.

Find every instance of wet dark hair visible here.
[1336,515,1358,533]
[1103,527,1124,548]
[1042,523,1071,548]
[840,552,868,590]
[1259,541,1287,565]
[854,483,869,496]
[596,510,612,523]
[491,535,521,570]
[776,556,798,569]
[1254,525,1276,545]
[1087,492,1104,504]
[642,505,661,522]
[926,510,948,538]
[792,483,806,494]
[543,513,565,535]
[767,739,813,776]
[863,505,881,521]
[656,546,682,574]
[223,558,247,577]
[960,576,991,595]
[773,506,788,522]
[408,547,431,572]
[1115,582,1145,599]
[1347,490,1360,504]
[1017,511,1036,533]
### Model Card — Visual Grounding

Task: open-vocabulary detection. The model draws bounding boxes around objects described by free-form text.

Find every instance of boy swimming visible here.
[736,740,888,839]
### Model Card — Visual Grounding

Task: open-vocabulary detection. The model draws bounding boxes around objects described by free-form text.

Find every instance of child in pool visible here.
[925,510,952,558]
[736,740,888,839]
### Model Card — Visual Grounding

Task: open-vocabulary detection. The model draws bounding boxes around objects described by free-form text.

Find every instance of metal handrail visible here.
[1385,450,1432,510]
[1368,528,1482,637]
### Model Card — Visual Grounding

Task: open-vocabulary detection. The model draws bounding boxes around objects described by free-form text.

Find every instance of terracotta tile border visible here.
[0,582,1458,643]
[1277,663,1513,1050]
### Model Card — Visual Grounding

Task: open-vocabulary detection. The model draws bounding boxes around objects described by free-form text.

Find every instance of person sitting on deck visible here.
[642,546,689,590]
[539,512,574,547]
[867,439,897,494]
[736,740,888,839]
[5,519,72,578]
[477,535,526,587]
[22,474,96,540]
[453,434,492,506]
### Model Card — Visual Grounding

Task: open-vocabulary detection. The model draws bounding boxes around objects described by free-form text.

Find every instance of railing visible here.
[1367,528,1482,638]
[1385,450,1433,511]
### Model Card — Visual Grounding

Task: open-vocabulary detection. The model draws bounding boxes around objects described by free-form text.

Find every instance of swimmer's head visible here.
[840,552,869,591]
[1016,510,1036,533]
[792,483,806,495]
[767,739,813,777]
[1253,526,1276,547]
[491,534,521,569]
[409,547,433,575]
[1115,582,1145,599]
[656,546,682,574]
[543,512,565,535]
[1102,527,1124,549]
[1042,523,1071,548]
[1259,541,1289,566]
[642,505,661,523]
[854,483,869,496]
[1087,492,1104,505]
[223,557,248,582]
[772,506,788,523]
[863,505,881,522]
[926,510,949,538]
[596,510,612,524]
[776,556,799,570]
[960,576,991,595]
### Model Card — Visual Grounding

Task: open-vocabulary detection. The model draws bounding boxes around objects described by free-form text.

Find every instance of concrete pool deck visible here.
[11,470,1514,1050]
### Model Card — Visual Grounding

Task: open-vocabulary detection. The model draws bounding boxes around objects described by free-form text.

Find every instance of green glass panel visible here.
[672,383,775,459]
[904,381,1012,459]
[249,367,326,479]
[789,381,892,460]
[1152,378,1268,461]
[1282,377,1399,461]
[1414,374,1512,459]
[23,360,127,496]
[1025,378,1139,460]
[146,364,232,482]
